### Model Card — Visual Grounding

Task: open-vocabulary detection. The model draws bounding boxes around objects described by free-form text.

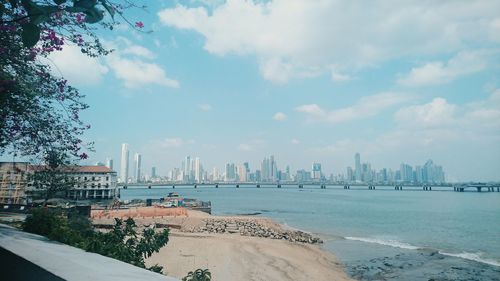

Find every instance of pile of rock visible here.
[190,218,323,244]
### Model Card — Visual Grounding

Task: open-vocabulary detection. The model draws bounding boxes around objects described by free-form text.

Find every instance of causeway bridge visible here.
[118,182,500,192]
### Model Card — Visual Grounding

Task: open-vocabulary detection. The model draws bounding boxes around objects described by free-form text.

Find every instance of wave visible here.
[344,236,421,250]
[344,236,500,267]
[439,251,500,267]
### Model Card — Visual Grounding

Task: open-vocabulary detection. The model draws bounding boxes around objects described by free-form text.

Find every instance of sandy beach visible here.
[93,208,352,281]
[146,231,352,281]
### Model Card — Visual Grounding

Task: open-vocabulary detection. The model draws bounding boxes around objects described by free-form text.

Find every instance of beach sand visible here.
[93,208,352,280]
[102,209,351,281]
[146,231,352,281]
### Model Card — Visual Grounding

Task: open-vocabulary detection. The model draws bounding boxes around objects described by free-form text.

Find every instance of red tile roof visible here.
[29,165,114,173]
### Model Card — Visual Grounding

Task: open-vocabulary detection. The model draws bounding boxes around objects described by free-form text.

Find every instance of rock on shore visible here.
[187,218,323,244]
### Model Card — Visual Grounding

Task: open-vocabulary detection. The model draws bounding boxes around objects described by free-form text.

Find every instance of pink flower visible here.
[76,13,85,23]
[135,21,144,28]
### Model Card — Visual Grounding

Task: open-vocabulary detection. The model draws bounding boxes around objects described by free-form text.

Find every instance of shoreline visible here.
[92,208,353,281]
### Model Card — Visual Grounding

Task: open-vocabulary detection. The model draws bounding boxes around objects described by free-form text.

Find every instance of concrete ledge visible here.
[0,224,178,281]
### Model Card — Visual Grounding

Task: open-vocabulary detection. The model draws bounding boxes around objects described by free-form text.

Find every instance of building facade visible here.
[64,166,118,200]
[0,163,117,203]
[0,162,30,204]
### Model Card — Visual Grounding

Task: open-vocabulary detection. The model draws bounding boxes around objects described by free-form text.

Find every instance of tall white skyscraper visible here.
[183,156,192,181]
[194,157,201,183]
[120,143,129,184]
[134,153,142,183]
[355,152,362,182]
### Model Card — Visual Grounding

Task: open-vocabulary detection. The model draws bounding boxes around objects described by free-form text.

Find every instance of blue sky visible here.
[46,0,500,181]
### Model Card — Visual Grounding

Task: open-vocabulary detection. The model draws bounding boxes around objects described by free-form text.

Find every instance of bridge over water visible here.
[118,182,500,192]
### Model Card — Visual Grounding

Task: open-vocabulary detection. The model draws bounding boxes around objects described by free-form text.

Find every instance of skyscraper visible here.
[106,158,113,170]
[151,167,157,179]
[134,153,142,183]
[120,143,129,184]
[225,163,236,181]
[312,163,322,181]
[194,157,201,183]
[183,156,192,181]
[261,157,270,182]
[355,152,362,182]
[270,155,277,181]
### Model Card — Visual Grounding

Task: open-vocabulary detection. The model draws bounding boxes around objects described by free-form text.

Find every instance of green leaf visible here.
[54,0,66,4]
[21,23,40,48]
[65,6,87,13]
[74,0,97,9]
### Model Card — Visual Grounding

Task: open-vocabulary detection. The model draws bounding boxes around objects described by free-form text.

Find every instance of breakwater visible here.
[190,218,323,244]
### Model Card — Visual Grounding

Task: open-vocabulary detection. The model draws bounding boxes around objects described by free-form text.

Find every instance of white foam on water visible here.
[439,251,500,267]
[344,236,500,267]
[344,236,421,250]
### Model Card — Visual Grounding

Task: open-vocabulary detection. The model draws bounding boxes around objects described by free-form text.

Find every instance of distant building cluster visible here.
[344,153,446,184]
[114,143,446,185]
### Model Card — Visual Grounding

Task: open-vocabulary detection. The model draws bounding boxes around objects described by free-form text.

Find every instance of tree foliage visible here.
[23,208,168,273]
[182,269,212,281]
[0,0,144,166]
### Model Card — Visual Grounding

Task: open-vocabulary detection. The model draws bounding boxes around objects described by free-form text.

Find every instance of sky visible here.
[43,0,500,181]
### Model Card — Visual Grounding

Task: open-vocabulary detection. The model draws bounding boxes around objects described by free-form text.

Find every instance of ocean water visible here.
[121,185,500,280]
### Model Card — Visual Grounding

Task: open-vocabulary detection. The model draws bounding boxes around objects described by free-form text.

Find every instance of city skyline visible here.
[113,142,447,184]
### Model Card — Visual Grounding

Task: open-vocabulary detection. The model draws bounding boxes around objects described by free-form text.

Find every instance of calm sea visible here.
[121,185,500,280]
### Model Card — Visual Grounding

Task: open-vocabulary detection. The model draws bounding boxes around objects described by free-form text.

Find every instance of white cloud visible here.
[237,139,266,151]
[395,92,500,131]
[398,50,494,86]
[395,98,457,128]
[296,92,412,123]
[121,45,156,59]
[106,56,179,89]
[331,71,352,82]
[102,37,179,89]
[154,138,184,148]
[158,1,500,83]
[273,112,287,121]
[47,45,108,86]
[198,103,212,111]
[291,139,300,145]
[237,143,252,151]
[49,38,178,90]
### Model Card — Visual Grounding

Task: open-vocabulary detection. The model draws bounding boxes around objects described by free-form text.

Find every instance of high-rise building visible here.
[355,153,362,182]
[225,163,236,181]
[182,156,194,182]
[237,164,247,181]
[346,166,354,182]
[120,143,129,184]
[194,157,201,183]
[151,167,157,179]
[106,158,114,170]
[270,155,277,181]
[400,163,413,182]
[312,163,322,181]
[261,157,270,182]
[134,153,142,183]
[212,167,220,181]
